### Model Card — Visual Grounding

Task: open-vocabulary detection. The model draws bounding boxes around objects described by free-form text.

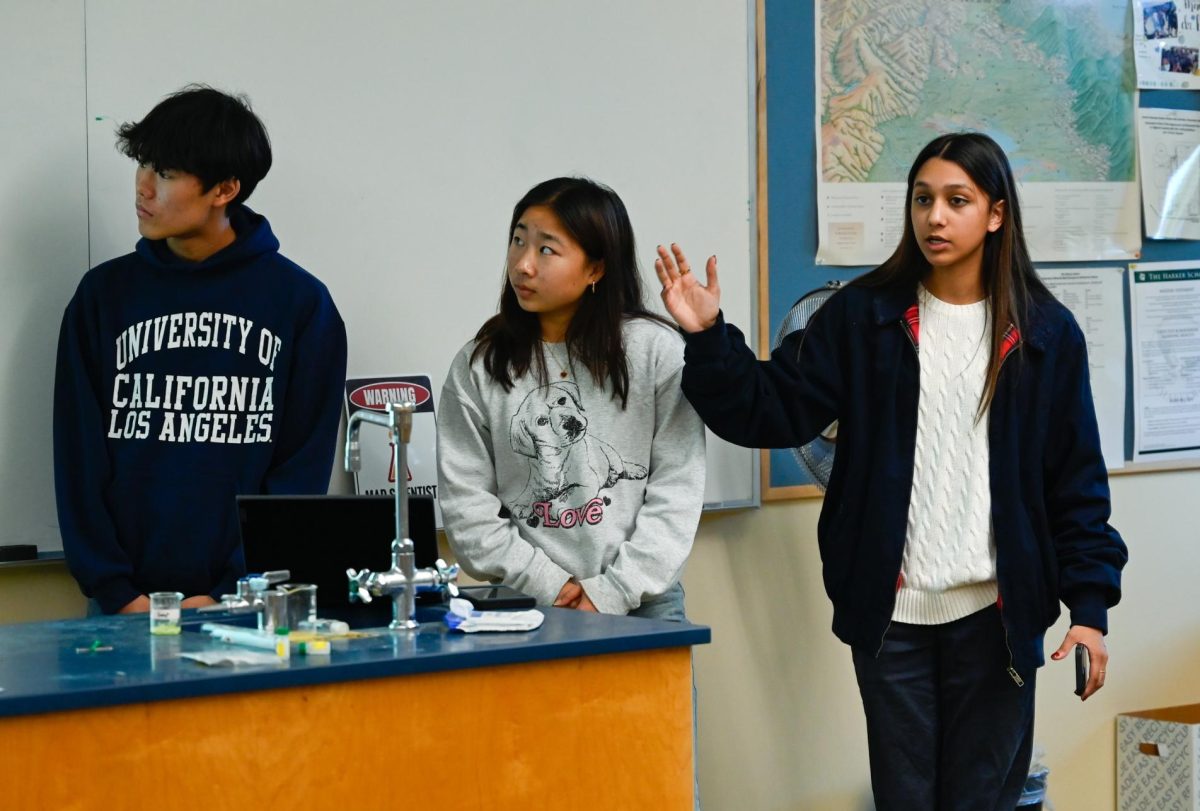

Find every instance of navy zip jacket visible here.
[54,206,348,613]
[681,280,1126,679]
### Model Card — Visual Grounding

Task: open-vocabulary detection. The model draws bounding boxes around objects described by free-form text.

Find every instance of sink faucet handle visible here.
[388,400,416,444]
[435,559,460,598]
[347,568,373,604]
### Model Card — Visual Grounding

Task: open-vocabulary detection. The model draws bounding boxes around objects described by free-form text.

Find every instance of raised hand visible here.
[654,243,721,334]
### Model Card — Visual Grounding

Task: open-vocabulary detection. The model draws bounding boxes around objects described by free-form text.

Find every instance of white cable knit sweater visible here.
[893,285,998,625]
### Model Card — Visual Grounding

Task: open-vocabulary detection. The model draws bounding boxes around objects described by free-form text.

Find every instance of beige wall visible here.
[0,563,85,624]
[3,468,1197,810]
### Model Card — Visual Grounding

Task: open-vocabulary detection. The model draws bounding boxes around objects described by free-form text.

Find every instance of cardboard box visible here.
[1118,704,1200,811]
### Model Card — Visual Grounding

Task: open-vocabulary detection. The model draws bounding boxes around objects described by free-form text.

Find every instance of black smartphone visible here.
[1074,643,1088,696]
[458,585,536,610]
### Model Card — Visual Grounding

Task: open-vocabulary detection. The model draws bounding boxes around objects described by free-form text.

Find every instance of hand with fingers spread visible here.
[1051,625,1108,700]
[654,243,721,334]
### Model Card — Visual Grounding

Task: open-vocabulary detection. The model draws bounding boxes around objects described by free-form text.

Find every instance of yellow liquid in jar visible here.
[150,624,182,635]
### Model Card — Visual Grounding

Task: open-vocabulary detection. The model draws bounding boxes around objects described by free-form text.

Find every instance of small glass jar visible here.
[148,591,183,635]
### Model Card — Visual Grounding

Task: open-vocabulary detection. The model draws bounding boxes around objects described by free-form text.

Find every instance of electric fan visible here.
[771,281,842,490]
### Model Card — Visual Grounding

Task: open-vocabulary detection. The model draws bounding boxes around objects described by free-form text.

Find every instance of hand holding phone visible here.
[1073,643,1088,697]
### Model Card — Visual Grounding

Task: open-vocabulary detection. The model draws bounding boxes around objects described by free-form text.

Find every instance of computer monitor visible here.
[236,494,438,624]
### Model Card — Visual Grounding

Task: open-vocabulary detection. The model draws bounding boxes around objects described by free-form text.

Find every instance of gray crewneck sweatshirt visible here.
[436,317,706,614]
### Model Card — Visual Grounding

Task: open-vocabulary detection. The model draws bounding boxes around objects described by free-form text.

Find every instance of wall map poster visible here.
[815,0,1141,266]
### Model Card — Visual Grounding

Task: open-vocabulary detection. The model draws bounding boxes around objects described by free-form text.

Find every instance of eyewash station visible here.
[0,402,709,810]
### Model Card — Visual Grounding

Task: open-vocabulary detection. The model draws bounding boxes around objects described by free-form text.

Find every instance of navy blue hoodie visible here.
[54,207,347,613]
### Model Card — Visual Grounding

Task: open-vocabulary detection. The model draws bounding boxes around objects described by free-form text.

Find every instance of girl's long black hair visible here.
[857,132,1050,416]
[472,177,670,408]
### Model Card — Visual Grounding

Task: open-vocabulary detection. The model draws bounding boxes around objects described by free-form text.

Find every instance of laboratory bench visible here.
[0,606,708,809]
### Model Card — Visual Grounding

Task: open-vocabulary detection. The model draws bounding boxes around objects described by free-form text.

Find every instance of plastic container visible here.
[1018,766,1049,809]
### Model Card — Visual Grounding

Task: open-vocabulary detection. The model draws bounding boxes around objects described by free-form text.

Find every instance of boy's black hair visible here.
[116,84,272,206]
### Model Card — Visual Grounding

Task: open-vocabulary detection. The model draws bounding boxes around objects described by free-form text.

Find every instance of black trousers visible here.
[852,605,1036,811]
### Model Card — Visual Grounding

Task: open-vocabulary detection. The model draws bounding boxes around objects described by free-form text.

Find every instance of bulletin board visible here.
[759,0,1200,499]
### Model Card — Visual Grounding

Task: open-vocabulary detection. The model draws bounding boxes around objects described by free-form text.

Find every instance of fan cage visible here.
[771,281,842,490]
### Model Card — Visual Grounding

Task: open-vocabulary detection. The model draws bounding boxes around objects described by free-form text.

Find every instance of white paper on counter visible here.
[1131,0,1200,90]
[181,650,286,667]
[1038,267,1128,470]
[1129,262,1200,463]
[1138,108,1200,241]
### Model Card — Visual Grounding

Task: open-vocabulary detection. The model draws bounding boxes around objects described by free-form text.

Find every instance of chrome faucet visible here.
[345,400,458,630]
[347,543,459,630]
[346,401,415,547]
[203,569,291,615]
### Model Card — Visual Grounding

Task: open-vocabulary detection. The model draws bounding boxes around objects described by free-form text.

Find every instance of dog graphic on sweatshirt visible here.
[508,381,647,527]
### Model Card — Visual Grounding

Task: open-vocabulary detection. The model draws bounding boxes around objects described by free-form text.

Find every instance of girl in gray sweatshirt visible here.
[436,177,706,618]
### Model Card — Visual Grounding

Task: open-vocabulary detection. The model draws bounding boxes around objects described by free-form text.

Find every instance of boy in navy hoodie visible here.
[54,86,347,614]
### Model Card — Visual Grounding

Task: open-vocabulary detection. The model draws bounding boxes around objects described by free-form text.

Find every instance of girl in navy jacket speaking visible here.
[655,132,1127,810]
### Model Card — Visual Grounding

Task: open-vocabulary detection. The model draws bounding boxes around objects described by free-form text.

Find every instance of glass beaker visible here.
[282,584,318,630]
[262,589,290,634]
[148,591,184,635]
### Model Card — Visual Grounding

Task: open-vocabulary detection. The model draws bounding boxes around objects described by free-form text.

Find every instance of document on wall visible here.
[1128,262,1200,463]
[1038,268,1128,470]
[1132,0,1200,90]
[814,0,1141,265]
[1138,108,1200,241]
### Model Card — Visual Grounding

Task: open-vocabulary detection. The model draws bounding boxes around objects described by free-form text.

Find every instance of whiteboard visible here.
[20,0,758,552]
[0,0,89,553]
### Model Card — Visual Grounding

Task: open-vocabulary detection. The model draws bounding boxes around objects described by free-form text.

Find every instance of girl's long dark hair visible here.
[472,177,669,408]
[856,132,1050,416]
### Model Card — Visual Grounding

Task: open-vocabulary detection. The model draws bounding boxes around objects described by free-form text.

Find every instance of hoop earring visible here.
[591,281,596,294]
